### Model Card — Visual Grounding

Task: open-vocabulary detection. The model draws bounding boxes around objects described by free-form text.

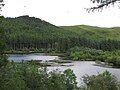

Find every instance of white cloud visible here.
[2,0,120,27]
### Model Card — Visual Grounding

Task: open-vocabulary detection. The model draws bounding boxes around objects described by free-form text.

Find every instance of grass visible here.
[48,52,66,57]
[49,60,72,64]
[61,25,120,41]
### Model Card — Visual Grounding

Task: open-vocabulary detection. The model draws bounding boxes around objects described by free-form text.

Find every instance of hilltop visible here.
[61,25,120,41]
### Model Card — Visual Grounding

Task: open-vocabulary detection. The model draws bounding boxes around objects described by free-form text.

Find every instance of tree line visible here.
[1,16,120,52]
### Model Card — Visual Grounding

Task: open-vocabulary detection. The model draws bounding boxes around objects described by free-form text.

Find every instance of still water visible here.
[8,53,120,85]
[8,53,59,62]
[47,61,120,85]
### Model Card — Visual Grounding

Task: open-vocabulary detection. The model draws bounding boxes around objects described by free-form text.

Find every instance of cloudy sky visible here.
[2,0,120,27]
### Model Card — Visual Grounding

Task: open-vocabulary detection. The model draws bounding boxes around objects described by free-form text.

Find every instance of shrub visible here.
[82,71,120,90]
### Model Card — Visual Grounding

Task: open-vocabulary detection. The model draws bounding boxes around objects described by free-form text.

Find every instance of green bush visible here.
[82,71,120,90]
[0,61,78,90]
[67,46,120,67]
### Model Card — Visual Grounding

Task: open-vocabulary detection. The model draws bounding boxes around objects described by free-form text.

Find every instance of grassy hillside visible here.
[61,25,120,41]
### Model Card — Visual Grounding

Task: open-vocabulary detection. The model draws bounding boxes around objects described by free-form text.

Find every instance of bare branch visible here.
[0,0,4,15]
[88,0,120,12]
[0,0,3,2]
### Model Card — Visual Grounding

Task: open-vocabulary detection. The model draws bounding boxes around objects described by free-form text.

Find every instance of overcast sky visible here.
[2,0,120,27]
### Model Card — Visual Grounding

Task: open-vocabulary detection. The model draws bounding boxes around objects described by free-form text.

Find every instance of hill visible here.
[61,25,120,41]
[1,16,120,51]
[1,16,79,51]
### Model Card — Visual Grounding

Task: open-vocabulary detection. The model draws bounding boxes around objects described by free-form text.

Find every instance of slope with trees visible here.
[1,16,120,52]
[1,15,120,67]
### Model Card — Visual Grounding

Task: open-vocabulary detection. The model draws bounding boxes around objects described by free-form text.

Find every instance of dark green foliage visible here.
[0,16,6,54]
[82,71,120,90]
[67,46,120,67]
[62,25,120,51]
[63,69,77,90]
[0,61,78,90]
[2,16,79,52]
[0,62,27,90]
[0,16,8,67]
[67,46,106,61]
[0,54,8,68]
[1,16,120,52]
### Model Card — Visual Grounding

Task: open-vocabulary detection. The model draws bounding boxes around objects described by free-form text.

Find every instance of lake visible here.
[47,61,120,85]
[8,53,120,85]
[8,53,59,62]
